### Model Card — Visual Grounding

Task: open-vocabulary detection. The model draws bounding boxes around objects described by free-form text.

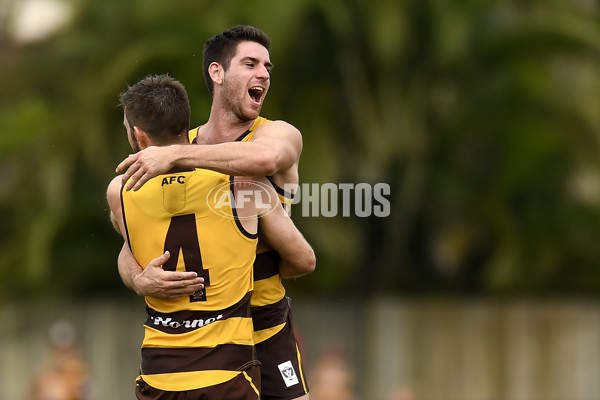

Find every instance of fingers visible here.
[131,173,152,192]
[116,153,139,175]
[124,164,146,191]
[117,154,146,191]
[141,251,206,298]
[119,160,154,191]
[118,147,170,191]
[160,276,204,298]
[120,164,140,189]
[163,272,204,289]
[151,251,205,295]
[116,154,134,174]
[125,169,141,191]
[164,271,199,281]
[160,269,204,294]
[147,251,171,268]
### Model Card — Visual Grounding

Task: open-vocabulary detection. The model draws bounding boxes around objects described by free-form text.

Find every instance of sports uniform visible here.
[121,168,260,399]
[190,116,309,400]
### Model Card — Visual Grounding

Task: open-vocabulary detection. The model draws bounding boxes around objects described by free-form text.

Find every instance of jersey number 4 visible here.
[163,214,210,302]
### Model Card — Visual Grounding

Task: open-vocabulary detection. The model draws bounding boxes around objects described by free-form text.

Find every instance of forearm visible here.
[279,244,316,279]
[173,142,279,176]
[275,222,316,278]
[258,211,316,278]
[118,242,144,295]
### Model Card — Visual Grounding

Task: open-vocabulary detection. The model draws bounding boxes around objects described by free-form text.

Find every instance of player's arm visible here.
[106,176,204,298]
[106,176,144,292]
[253,177,316,278]
[116,121,302,191]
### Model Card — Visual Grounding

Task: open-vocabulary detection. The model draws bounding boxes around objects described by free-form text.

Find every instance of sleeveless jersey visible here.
[121,167,258,392]
[189,117,295,345]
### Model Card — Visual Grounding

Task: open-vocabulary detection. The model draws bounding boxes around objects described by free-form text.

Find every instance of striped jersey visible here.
[121,167,258,391]
[189,117,295,345]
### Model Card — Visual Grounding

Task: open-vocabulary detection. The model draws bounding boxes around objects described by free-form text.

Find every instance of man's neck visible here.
[139,137,189,150]
[197,105,256,145]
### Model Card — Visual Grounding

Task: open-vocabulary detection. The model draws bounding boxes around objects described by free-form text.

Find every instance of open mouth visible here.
[248,86,264,104]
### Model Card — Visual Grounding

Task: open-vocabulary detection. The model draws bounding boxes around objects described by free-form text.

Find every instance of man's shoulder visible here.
[252,118,301,140]
[107,175,124,196]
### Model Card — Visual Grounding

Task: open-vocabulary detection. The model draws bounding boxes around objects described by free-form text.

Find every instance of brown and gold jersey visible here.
[121,168,258,391]
[189,117,295,345]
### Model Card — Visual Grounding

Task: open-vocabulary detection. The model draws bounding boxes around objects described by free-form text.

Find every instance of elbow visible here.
[302,248,316,275]
[280,248,315,279]
[261,157,279,176]
[255,150,281,176]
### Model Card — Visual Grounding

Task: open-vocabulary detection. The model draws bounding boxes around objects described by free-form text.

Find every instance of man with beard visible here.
[116,26,313,400]
[109,73,315,399]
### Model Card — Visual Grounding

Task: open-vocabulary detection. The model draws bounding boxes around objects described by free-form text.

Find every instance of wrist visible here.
[178,144,203,168]
[131,273,145,296]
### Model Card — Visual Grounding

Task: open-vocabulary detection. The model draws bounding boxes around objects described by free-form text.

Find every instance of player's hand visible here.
[132,251,205,298]
[116,146,174,191]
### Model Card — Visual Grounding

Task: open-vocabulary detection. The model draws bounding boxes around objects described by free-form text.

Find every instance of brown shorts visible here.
[135,365,260,400]
[256,301,309,400]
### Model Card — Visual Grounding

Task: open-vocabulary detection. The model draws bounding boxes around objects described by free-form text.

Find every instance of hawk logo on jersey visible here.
[278,360,299,387]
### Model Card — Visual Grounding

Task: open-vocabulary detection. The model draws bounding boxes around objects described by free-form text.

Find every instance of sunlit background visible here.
[2,0,600,399]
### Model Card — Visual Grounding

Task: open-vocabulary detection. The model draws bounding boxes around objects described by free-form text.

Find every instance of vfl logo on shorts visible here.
[278,360,299,387]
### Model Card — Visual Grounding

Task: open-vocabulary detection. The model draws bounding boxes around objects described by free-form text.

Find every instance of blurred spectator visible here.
[30,320,93,400]
[386,386,417,400]
[308,345,360,400]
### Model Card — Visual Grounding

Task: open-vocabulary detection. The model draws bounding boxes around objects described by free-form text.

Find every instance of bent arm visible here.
[256,179,316,278]
[107,176,142,292]
[106,176,204,298]
[195,120,302,176]
[117,243,144,294]
[274,225,316,279]
[118,246,204,298]
[117,121,302,191]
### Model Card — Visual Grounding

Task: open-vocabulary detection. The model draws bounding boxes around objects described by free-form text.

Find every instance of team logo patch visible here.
[278,360,299,387]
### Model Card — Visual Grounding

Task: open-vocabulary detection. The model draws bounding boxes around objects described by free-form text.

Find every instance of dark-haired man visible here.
[116,26,313,400]
[108,73,315,399]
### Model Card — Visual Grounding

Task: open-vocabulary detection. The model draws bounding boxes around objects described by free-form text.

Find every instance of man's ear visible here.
[208,62,224,87]
[133,126,153,148]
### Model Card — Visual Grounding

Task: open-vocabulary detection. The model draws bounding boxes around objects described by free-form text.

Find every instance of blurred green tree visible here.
[1,0,600,301]
[271,0,600,296]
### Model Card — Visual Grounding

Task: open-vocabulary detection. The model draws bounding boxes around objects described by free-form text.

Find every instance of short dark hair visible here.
[202,25,271,96]
[119,74,190,145]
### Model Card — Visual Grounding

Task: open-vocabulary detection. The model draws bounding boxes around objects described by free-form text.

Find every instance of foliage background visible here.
[1,0,600,304]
